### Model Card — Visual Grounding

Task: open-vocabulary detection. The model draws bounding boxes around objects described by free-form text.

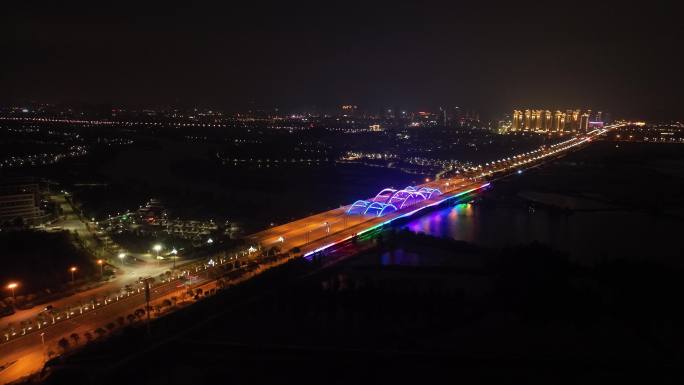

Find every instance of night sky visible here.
[1,2,682,119]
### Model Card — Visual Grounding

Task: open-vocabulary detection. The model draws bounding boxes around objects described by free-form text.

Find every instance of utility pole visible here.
[40,332,46,362]
[144,278,152,335]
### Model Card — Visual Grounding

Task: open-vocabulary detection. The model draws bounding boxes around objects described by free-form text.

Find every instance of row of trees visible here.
[54,294,189,353]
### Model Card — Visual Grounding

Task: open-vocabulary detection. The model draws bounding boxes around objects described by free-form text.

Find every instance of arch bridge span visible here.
[347,185,442,217]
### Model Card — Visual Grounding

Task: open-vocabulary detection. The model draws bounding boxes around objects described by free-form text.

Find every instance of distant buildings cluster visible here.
[0,178,53,227]
[502,109,609,134]
[101,199,227,245]
[339,105,481,128]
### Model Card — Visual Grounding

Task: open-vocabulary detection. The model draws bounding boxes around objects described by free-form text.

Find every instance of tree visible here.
[117,316,125,327]
[69,333,80,345]
[84,332,93,342]
[134,308,146,319]
[106,322,116,331]
[161,299,172,308]
[57,337,70,351]
[126,314,136,324]
[94,327,107,338]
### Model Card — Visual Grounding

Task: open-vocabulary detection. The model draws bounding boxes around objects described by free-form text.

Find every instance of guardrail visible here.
[0,252,256,345]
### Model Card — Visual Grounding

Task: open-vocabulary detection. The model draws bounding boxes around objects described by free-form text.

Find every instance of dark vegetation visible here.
[36,230,684,384]
[0,231,96,305]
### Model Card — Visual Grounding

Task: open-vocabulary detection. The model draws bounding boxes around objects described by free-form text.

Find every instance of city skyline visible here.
[2,3,684,384]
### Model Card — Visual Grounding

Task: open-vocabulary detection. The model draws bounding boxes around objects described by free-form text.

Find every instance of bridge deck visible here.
[248,177,487,256]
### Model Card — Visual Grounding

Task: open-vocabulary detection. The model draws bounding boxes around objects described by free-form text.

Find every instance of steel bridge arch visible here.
[387,189,427,209]
[347,200,371,214]
[417,187,442,199]
[363,201,397,216]
[372,188,397,203]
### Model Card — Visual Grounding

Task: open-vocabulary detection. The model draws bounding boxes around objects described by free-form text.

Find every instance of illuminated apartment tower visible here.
[512,110,523,131]
[554,110,566,132]
[580,112,590,132]
[524,109,532,131]
[544,110,552,132]
[533,110,543,131]
[564,109,575,132]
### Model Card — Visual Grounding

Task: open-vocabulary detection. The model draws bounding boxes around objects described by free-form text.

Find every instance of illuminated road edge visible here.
[303,182,491,257]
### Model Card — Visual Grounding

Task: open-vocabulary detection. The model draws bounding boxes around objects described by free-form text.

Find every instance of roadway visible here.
[0,273,214,384]
[0,177,485,384]
[0,193,181,333]
[248,177,482,256]
[0,126,616,383]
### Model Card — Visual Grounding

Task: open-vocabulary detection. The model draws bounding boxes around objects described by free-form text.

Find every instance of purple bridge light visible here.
[347,186,442,217]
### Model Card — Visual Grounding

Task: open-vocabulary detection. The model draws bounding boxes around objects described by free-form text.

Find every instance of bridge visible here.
[248,179,489,258]
[248,126,615,258]
[0,125,616,384]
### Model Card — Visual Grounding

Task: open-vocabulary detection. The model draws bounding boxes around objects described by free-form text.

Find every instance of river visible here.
[401,201,684,262]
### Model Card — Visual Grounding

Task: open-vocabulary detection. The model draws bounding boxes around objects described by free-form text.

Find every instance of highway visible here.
[0,273,218,384]
[249,178,485,256]
[250,126,615,259]
[0,126,617,384]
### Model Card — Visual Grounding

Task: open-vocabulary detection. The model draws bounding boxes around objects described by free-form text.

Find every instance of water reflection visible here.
[406,203,477,244]
[380,249,421,266]
[401,202,684,262]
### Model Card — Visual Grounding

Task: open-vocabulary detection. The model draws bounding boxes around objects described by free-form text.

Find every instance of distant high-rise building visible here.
[439,107,447,126]
[544,110,552,132]
[595,111,603,122]
[511,108,597,134]
[580,112,590,132]
[512,110,522,131]
[532,110,542,131]
[565,109,576,132]
[553,111,563,132]
[340,105,357,117]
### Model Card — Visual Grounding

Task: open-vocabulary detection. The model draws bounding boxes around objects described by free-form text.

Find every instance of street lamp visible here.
[153,244,162,260]
[97,259,104,276]
[171,248,178,270]
[6,282,18,301]
[69,266,77,283]
[118,252,126,264]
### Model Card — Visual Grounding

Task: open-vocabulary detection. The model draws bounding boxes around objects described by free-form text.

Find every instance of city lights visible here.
[0,4,678,383]
[69,266,77,283]
[6,282,18,299]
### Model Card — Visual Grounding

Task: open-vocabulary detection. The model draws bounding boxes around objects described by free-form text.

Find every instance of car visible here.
[43,304,54,312]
